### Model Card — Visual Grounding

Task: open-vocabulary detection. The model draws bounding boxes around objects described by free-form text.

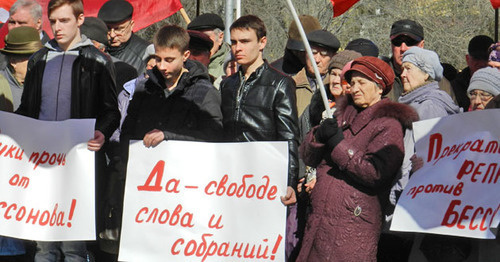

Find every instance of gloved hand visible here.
[314,117,344,150]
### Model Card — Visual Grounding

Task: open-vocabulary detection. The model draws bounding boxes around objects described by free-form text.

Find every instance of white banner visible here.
[119,141,288,262]
[0,111,95,241]
[391,109,500,239]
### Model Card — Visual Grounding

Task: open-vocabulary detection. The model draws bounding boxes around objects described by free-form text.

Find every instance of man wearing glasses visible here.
[386,19,455,103]
[98,0,150,73]
[293,29,340,116]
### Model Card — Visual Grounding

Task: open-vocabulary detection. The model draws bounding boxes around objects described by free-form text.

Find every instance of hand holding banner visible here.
[119,141,288,262]
[0,111,96,241]
[391,109,500,239]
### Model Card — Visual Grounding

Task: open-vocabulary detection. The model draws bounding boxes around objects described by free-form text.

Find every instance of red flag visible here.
[0,0,182,47]
[492,0,500,9]
[38,0,183,38]
[330,0,360,17]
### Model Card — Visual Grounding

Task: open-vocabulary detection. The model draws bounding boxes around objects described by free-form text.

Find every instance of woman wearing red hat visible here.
[297,56,418,261]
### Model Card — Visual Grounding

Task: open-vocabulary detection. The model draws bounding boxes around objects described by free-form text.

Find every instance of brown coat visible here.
[297,97,418,261]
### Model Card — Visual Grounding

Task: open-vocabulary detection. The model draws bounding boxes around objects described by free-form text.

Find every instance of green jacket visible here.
[208,42,231,79]
[0,74,13,112]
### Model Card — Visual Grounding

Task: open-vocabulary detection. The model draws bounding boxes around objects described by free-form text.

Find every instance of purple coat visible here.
[297,97,418,261]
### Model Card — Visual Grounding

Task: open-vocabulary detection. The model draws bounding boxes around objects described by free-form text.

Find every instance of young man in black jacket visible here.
[220,15,299,206]
[16,0,120,260]
[121,25,223,146]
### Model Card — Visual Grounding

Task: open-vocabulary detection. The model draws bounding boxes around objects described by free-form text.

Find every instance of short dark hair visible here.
[48,0,83,18]
[230,15,266,40]
[154,24,190,53]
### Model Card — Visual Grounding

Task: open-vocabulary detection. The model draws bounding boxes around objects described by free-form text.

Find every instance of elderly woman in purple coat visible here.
[297,56,418,261]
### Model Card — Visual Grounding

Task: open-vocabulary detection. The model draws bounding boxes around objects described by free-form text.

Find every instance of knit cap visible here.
[467,67,500,96]
[328,50,361,70]
[402,46,443,81]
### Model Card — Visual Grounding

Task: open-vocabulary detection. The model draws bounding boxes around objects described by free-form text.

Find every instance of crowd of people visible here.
[0,0,499,261]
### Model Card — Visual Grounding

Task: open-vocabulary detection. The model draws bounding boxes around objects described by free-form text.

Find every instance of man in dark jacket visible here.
[98,0,150,73]
[15,0,120,261]
[451,35,494,111]
[121,24,222,146]
[220,15,299,206]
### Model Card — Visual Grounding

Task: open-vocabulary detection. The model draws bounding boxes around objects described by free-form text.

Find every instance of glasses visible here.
[391,36,419,47]
[311,48,330,57]
[107,21,132,36]
[469,90,493,101]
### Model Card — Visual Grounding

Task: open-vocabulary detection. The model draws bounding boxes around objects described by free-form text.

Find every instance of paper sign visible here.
[0,111,96,241]
[119,141,288,262]
[391,109,500,239]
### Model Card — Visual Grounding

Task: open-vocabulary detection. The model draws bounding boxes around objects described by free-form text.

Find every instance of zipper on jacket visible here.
[235,73,247,122]
[55,51,66,121]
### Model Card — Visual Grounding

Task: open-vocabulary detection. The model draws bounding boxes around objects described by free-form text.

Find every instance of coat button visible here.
[354,206,362,216]
[347,149,354,156]
[342,121,347,126]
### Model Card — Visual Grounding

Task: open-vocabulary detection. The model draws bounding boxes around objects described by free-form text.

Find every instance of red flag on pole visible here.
[330,0,360,17]
[492,0,500,9]
[0,0,183,47]
[38,0,183,38]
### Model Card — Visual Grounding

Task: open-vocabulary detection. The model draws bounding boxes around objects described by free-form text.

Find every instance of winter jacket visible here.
[16,39,120,139]
[208,42,231,80]
[221,61,299,187]
[451,67,472,111]
[385,81,460,225]
[121,59,223,143]
[108,33,149,73]
[297,97,418,261]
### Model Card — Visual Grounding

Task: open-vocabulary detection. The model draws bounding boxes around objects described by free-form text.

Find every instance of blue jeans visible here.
[35,241,87,262]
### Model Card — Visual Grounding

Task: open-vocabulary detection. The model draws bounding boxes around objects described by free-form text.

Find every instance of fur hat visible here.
[345,56,395,95]
[286,15,321,51]
[467,67,500,96]
[328,50,362,70]
[402,46,443,81]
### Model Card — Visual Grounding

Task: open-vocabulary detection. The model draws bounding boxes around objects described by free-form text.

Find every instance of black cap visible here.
[390,19,424,41]
[468,35,494,61]
[81,17,108,44]
[345,38,379,57]
[188,30,214,52]
[187,13,224,31]
[307,30,340,52]
[98,0,133,24]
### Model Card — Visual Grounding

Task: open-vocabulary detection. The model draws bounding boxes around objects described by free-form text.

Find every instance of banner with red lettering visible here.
[391,109,500,239]
[0,111,95,241]
[119,141,288,261]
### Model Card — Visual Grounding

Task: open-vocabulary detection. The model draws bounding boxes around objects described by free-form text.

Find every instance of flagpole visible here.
[284,0,332,118]
[179,8,191,24]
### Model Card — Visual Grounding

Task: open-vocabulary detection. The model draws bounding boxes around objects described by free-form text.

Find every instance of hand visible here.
[315,117,339,144]
[88,130,105,151]
[143,129,165,148]
[297,177,316,194]
[280,186,297,206]
[410,154,424,174]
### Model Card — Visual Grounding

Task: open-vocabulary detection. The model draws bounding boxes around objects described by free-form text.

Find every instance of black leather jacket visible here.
[17,43,120,139]
[108,33,149,73]
[221,61,299,187]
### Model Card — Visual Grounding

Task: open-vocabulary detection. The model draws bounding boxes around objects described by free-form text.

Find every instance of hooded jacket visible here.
[120,59,223,143]
[298,97,418,261]
[16,37,119,138]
